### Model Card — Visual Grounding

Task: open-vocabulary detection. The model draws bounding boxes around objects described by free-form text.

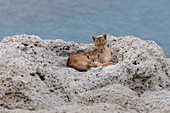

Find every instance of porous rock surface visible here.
[0,34,169,113]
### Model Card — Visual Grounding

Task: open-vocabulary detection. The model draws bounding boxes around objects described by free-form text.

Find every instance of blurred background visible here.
[0,0,170,57]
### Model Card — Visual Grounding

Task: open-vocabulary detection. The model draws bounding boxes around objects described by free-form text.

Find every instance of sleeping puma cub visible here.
[66,50,99,71]
[87,54,117,68]
[91,53,117,67]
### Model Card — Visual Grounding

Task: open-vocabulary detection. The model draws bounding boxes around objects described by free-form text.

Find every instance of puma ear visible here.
[86,54,90,59]
[92,35,96,42]
[103,33,107,40]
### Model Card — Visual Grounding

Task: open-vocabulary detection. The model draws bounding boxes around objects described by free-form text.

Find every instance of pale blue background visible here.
[0,0,170,57]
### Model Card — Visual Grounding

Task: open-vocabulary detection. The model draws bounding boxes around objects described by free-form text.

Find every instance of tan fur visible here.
[86,54,117,67]
[86,54,101,68]
[67,33,112,71]
[101,62,117,67]
[91,54,117,67]
[67,49,98,71]
[92,33,111,63]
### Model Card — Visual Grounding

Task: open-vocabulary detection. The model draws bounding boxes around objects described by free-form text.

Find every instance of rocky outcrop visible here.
[107,35,169,94]
[0,34,169,112]
[142,89,170,113]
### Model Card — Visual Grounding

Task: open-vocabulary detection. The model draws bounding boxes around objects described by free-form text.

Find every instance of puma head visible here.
[92,33,107,53]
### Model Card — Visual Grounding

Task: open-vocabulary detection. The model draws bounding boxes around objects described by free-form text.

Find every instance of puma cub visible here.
[89,54,117,67]
[67,33,112,71]
[92,33,111,63]
[67,50,99,71]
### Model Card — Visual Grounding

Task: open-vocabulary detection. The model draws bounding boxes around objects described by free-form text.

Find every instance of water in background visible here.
[0,0,170,57]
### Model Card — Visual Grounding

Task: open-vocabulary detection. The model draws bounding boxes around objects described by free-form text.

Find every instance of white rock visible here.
[0,34,169,112]
[142,90,170,113]
[78,84,147,113]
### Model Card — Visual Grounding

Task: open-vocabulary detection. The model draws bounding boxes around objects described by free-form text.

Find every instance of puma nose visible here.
[99,49,103,53]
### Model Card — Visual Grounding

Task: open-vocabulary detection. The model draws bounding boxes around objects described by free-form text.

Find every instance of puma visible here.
[67,33,112,71]
[92,33,111,63]
[66,50,98,71]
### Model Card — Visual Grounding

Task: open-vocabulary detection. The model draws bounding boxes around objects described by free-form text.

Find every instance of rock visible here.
[167,58,170,77]
[141,89,170,113]
[0,34,169,112]
[0,57,65,110]
[0,103,141,113]
[107,35,170,95]
[78,84,147,113]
